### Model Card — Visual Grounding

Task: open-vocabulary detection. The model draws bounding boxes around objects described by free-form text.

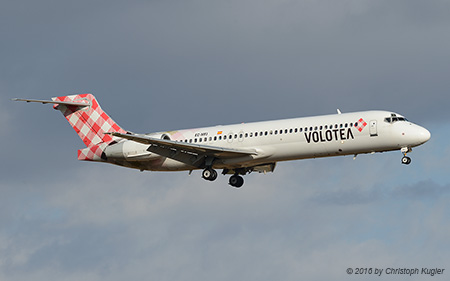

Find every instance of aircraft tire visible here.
[229,175,244,188]
[401,156,411,165]
[202,168,218,181]
[211,169,218,180]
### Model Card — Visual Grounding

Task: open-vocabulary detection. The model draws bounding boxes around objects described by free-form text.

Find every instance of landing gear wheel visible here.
[229,175,244,188]
[202,168,218,181]
[401,156,411,165]
[211,169,217,180]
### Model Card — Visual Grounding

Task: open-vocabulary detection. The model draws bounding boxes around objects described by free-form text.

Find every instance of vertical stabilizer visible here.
[52,93,126,147]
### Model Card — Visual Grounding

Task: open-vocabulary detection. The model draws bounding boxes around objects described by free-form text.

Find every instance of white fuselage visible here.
[105,110,430,172]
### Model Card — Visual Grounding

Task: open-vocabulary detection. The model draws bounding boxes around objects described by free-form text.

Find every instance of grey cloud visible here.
[312,179,450,206]
[3,0,450,127]
[2,164,449,281]
[392,180,450,200]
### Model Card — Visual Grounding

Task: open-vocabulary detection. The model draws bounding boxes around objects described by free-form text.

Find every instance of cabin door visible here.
[369,120,378,137]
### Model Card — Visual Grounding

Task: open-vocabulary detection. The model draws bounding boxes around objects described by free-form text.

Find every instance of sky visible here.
[1,0,450,280]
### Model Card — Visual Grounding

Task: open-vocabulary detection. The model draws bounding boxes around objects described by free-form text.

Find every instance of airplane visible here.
[14,93,431,188]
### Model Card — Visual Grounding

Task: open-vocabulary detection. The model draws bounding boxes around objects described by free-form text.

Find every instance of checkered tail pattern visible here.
[52,93,126,161]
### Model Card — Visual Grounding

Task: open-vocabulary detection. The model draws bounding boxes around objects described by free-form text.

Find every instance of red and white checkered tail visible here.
[52,94,126,159]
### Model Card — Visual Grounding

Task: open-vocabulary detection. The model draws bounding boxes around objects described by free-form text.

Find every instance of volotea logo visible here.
[356,118,367,132]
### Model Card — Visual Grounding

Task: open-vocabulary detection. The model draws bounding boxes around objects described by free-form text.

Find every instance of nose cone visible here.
[418,126,431,144]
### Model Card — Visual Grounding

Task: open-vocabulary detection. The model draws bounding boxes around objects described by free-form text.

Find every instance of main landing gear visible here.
[202,168,218,181]
[201,168,245,188]
[401,147,412,165]
[228,174,244,188]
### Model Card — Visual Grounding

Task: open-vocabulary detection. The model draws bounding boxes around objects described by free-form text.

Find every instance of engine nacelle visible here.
[103,133,171,161]
[103,142,126,159]
[145,133,171,140]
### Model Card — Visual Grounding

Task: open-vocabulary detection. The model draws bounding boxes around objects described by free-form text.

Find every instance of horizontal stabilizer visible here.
[12,98,91,107]
[14,94,126,147]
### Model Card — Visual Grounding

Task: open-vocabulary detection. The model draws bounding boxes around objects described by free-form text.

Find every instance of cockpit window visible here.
[384,116,408,123]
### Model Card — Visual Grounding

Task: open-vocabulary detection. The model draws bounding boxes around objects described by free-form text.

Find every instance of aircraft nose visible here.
[418,126,431,144]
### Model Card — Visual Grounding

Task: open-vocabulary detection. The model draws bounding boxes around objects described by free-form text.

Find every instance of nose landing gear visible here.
[401,147,412,165]
[401,156,411,165]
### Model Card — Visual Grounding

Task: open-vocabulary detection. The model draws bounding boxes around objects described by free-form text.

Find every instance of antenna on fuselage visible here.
[337,109,342,114]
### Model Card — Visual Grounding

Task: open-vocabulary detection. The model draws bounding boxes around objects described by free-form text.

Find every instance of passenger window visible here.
[314,126,318,131]
[265,131,268,136]
[305,127,308,132]
[274,130,278,135]
[299,128,303,132]
[294,128,298,133]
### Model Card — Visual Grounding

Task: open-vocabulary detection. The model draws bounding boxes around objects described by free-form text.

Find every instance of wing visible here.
[106,132,257,159]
